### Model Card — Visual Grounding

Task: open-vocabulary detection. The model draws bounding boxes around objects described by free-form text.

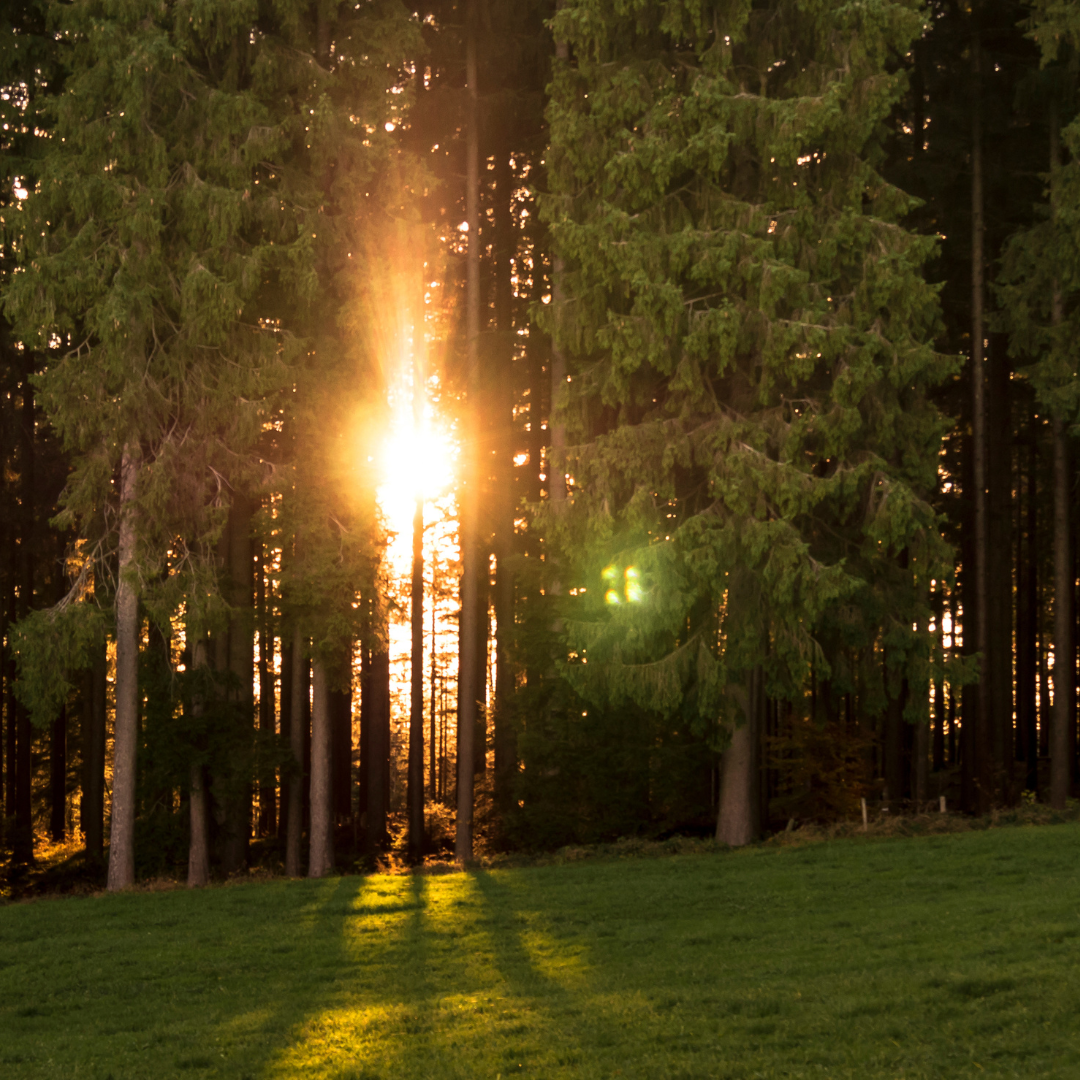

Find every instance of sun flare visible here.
[376,410,456,541]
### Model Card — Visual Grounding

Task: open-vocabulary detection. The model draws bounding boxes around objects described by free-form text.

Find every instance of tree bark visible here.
[408,488,425,856]
[912,709,928,807]
[1017,431,1039,793]
[455,0,480,863]
[188,760,210,887]
[492,144,517,816]
[365,643,390,851]
[80,635,107,859]
[1049,103,1072,810]
[969,30,993,814]
[716,686,756,847]
[12,371,35,864]
[278,633,294,841]
[331,662,353,820]
[255,535,275,837]
[187,638,210,887]
[285,629,306,876]
[308,657,332,877]
[987,334,1013,800]
[884,678,904,810]
[107,445,140,891]
[408,307,426,858]
[220,491,254,874]
[50,703,66,842]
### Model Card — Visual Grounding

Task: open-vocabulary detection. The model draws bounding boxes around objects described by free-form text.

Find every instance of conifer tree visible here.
[2,0,322,888]
[541,0,954,843]
[996,0,1080,810]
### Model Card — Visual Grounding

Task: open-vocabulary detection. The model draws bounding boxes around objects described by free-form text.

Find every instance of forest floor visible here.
[2,819,1079,1078]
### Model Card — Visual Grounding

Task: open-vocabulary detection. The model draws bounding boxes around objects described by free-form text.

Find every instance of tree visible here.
[996,0,1080,810]
[3,0,316,888]
[541,0,954,844]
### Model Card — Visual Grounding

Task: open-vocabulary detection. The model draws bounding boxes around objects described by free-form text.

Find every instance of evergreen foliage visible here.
[539,0,956,747]
[997,1,1080,423]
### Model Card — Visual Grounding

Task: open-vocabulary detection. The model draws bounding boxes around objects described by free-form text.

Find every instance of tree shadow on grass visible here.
[245,867,627,1079]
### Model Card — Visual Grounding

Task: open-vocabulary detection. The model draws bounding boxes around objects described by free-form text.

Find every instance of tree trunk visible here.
[1051,415,1072,808]
[912,710,928,807]
[220,491,254,874]
[50,703,66,842]
[492,144,517,817]
[884,680,904,811]
[188,761,210,887]
[80,635,107,859]
[408,486,425,857]
[278,634,294,842]
[716,683,757,847]
[187,638,210,887]
[308,657,332,878]
[107,445,140,892]
[1049,104,1072,810]
[285,629,306,877]
[408,309,426,858]
[1017,432,1039,794]
[455,0,480,863]
[365,643,390,851]
[255,535,275,837]
[331,662,353,821]
[969,30,993,814]
[12,372,35,865]
[987,333,1013,800]
[932,676,945,772]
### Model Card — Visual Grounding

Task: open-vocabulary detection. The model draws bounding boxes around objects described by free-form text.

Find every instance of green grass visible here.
[2,824,1080,1079]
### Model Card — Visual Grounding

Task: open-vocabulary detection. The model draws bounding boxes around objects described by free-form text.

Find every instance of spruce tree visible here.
[996,0,1080,809]
[2,0,321,888]
[541,0,954,842]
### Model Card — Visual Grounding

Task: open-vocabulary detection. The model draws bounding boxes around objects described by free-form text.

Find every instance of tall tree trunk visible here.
[331,660,353,821]
[12,371,35,865]
[1049,103,1072,810]
[492,144,517,816]
[278,634,294,841]
[365,642,390,851]
[473,574,489,775]
[408,317,426,858]
[969,30,992,814]
[4,649,14,822]
[986,334,1013,800]
[80,635,107,859]
[912,708,928,807]
[107,445,140,891]
[50,703,66,842]
[308,657,332,878]
[884,677,904,810]
[967,29,989,812]
[285,629,306,876]
[255,535,275,837]
[188,760,210,887]
[455,0,480,863]
[716,676,758,847]
[187,638,210,887]
[1017,432,1039,793]
[1051,419,1072,809]
[221,492,254,873]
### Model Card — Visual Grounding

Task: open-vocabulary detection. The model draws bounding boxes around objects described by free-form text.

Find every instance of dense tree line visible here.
[0,0,1078,889]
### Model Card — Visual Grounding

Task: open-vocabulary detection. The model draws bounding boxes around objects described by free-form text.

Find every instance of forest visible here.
[1,0,1079,893]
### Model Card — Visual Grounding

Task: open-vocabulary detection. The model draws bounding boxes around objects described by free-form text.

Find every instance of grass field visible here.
[2,824,1079,1079]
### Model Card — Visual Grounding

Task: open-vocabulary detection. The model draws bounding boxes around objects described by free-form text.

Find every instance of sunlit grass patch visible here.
[2,823,1080,1078]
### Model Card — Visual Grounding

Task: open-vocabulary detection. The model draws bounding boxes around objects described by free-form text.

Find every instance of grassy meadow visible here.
[2,823,1079,1079]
